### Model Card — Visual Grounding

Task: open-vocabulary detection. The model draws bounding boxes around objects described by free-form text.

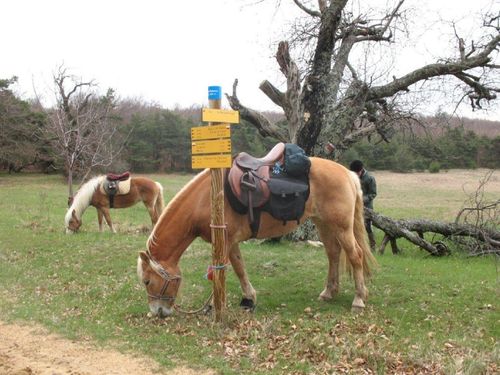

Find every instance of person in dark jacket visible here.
[349,160,377,251]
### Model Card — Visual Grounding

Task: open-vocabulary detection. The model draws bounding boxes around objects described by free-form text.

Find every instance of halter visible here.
[146,255,182,302]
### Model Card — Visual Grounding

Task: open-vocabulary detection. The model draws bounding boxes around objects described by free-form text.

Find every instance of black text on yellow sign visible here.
[202,108,240,124]
[192,139,231,155]
[192,154,232,169]
[191,124,231,141]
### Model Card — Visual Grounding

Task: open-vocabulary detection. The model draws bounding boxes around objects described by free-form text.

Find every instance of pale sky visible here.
[2,0,498,120]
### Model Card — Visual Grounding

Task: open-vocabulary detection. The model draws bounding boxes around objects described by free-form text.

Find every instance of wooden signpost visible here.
[191,86,239,322]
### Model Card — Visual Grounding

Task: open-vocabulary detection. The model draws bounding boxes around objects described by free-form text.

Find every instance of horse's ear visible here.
[139,251,150,265]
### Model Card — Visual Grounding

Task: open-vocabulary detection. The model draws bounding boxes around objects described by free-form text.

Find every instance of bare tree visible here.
[42,66,125,200]
[227,0,500,156]
[454,171,500,255]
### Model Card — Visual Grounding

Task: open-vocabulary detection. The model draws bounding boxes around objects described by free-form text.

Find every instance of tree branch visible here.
[259,80,285,107]
[276,41,303,142]
[454,72,498,109]
[226,79,288,141]
[367,33,500,101]
[292,0,321,17]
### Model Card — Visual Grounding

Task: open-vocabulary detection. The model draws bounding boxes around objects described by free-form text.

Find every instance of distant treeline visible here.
[1,79,498,174]
[339,127,500,172]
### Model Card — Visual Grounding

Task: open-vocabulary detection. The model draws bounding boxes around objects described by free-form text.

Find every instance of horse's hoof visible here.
[318,291,334,301]
[240,298,256,312]
[203,304,213,315]
[351,304,365,314]
[351,296,365,313]
[319,287,339,301]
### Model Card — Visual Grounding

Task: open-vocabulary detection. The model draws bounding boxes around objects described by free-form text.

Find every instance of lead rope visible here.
[173,291,214,315]
[174,223,230,315]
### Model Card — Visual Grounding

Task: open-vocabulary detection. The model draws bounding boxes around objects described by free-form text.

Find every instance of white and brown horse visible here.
[137,157,376,317]
[65,176,164,233]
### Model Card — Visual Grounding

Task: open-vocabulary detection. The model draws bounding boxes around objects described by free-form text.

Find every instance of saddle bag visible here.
[283,143,311,177]
[266,176,309,223]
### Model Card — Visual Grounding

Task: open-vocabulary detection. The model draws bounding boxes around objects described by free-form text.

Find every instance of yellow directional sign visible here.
[191,124,231,140]
[192,139,231,154]
[192,154,232,169]
[202,108,240,124]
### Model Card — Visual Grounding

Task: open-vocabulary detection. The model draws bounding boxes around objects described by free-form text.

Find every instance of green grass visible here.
[0,171,498,374]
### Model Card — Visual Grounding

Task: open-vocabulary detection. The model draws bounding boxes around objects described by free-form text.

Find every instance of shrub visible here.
[429,161,441,173]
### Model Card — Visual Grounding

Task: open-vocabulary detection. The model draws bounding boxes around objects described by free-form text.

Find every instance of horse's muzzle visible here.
[158,306,173,318]
[151,304,173,318]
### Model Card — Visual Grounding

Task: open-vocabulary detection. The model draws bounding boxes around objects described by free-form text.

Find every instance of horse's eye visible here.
[144,280,150,286]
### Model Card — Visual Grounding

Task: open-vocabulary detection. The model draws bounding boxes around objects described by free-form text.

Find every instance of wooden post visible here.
[208,86,227,322]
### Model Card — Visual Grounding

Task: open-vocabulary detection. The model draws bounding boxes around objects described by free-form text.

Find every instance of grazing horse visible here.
[137,157,376,317]
[65,175,164,233]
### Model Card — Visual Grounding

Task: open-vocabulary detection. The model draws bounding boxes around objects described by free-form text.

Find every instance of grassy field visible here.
[0,170,498,374]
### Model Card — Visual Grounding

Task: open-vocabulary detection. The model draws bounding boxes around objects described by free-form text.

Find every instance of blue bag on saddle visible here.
[283,143,311,177]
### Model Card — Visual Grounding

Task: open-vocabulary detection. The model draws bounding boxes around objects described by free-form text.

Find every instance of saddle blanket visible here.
[99,177,131,195]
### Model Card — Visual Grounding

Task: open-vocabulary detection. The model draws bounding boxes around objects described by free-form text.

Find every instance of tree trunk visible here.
[67,166,74,207]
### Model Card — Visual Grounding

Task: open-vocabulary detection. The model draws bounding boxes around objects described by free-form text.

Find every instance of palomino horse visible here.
[65,176,164,233]
[137,156,376,317]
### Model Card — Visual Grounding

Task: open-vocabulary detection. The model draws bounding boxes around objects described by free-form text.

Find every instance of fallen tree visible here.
[368,171,500,256]
[290,172,499,255]
[365,208,500,256]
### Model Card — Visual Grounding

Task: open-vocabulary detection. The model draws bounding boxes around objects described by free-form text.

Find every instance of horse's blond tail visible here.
[154,182,165,217]
[355,189,377,278]
[352,172,378,278]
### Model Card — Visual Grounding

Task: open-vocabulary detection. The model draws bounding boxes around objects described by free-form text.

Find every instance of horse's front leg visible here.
[102,208,116,233]
[96,208,104,232]
[228,243,256,310]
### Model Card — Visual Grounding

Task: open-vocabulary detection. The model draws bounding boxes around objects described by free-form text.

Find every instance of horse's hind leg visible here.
[228,243,256,310]
[144,202,157,225]
[337,230,368,311]
[314,221,341,301]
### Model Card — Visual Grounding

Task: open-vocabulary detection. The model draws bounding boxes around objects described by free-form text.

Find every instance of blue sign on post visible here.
[208,86,222,100]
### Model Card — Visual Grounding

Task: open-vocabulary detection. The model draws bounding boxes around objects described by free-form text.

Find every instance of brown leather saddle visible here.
[103,172,131,207]
[228,142,285,215]
[106,171,130,181]
[226,143,310,237]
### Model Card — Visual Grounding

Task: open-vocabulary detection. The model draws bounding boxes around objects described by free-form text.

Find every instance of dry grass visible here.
[373,169,500,221]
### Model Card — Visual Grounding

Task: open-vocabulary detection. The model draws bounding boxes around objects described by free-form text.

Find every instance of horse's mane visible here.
[147,169,210,249]
[64,175,105,227]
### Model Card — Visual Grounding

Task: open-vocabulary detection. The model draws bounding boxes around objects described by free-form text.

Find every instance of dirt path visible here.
[0,321,208,375]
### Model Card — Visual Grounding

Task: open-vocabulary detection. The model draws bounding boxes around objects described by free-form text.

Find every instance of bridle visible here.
[143,251,215,315]
[146,257,182,302]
